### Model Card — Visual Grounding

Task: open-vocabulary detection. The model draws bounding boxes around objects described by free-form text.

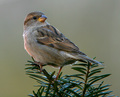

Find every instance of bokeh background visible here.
[0,0,120,96]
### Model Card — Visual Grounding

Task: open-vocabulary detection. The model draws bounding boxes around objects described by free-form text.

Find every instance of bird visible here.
[23,11,102,79]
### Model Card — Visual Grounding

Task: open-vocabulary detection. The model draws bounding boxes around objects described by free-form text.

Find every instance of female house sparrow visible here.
[23,11,102,79]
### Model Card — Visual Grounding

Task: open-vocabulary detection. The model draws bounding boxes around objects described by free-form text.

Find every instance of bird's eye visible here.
[33,16,37,20]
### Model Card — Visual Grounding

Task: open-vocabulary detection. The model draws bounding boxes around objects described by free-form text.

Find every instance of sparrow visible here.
[23,11,102,79]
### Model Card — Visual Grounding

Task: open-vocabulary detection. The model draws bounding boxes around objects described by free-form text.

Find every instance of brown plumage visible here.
[36,25,82,53]
[23,11,102,79]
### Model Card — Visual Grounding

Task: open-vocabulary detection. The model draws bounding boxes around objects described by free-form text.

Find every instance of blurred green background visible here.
[0,0,120,96]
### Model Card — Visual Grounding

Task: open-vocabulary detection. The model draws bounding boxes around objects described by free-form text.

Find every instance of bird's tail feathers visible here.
[78,55,103,65]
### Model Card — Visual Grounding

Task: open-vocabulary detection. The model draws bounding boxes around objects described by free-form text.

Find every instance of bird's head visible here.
[24,11,47,28]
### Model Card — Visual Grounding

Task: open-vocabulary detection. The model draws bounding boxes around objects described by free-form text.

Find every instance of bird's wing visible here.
[35,25,86,55]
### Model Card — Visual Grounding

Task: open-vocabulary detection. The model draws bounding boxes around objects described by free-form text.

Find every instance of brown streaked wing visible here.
[36,25,85,54]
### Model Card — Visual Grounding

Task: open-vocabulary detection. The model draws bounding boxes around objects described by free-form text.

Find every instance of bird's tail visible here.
[78,55,103,65]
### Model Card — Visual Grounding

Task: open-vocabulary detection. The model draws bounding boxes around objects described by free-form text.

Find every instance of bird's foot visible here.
[34,61,43,72]
[55,66,63,80]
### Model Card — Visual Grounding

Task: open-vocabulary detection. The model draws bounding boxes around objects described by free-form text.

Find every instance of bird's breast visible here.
[23,30,65,65]
[23,29,77,67]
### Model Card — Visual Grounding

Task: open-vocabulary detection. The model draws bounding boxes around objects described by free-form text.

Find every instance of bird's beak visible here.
[38,15,47,22]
